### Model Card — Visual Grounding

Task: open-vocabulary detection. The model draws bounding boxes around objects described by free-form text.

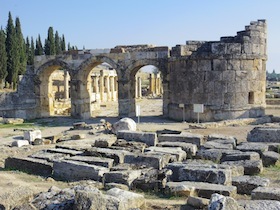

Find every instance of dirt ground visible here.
[0,98,279,209]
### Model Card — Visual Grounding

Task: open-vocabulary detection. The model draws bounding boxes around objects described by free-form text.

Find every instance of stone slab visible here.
[222,160,263,175]
[236,142,268,155]
[29,151,67,162]
[158,132,204,146]
[252,187,280,201]
[248,127,280,143]
[103,170,142,187]
[221,151,260,162]
[144,146,187,162]
[65,155,114,168]
[5,157,53,177]
[53,160,109,181]
[117,130,157,146]
[238,200,280,210]
[46,148,84,156]
[157,141,197,157]
[262,151,280,167]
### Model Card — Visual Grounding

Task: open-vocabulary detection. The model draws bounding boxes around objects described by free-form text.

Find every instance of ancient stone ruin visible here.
[0,20,267,122]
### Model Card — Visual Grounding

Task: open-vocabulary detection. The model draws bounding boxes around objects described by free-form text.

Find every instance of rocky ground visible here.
[0,98,279,209]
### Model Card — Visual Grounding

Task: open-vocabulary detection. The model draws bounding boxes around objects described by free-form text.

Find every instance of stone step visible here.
[53,160,109,181]
[165,181,237,199]
[65,155,114,168]
[5,157,53,177]
[158,133,204,146]
[232,175,270,195]
[251,187,280,201]
[116,130,157,146]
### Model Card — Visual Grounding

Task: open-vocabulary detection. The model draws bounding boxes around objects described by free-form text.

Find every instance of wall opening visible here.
[248,91,255,104]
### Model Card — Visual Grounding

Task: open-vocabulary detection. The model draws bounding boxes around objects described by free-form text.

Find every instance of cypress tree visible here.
[60,34,66,52]
[0,28,7,88]
[25,36,30,63]
[15,17,27,75]
[44,27,55,55]
[54,30,61,55]
[30,37,35,65]
[67,42,71,51]
[35,34,43,55]
[6,12,19,89]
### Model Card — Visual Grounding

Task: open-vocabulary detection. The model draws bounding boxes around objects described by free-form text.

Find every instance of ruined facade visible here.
[0,20,267,122]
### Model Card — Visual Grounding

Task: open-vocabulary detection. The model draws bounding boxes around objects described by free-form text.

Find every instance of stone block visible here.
[252,187,280,201]
[144,146,187,162]
[236,142,268,155]
[222,160,263,175]
[84,147,131,164]
[221,151,260,162]
[211,43,227,54]
[198,59,212,71]
[71,133,86,140]
[124,153,170,170]
[241,60,254,70]
[47,148,84,156]
[165,181,237,199]
[66,156,114,168]
[5,157,53,177]
[208,193,242,210]
[53,160,109,181]
[262,151,280,167]
[117,130,157,146]
[106,188,145,210]
[158,132,204,146]
[228,60,241,70]
[238,200,280,210]
[232,175,270,195]
[112,117,137,134]
[196,149,223,162]
[178,165,232,185]
[157,141,197,157]
[23,129,41,143]
[248,127,280,143]
[202,141,234,150]
[104,183,129,191]
[11,140,30,147]
[103,170,142,187]
[226,43,241,54]
[213,59,227,71]
[29,151,67,162]
[187,196,209,209]
[94,138,116,148]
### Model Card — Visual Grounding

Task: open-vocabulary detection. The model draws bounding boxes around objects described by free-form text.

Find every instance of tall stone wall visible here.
[168,20,267,121]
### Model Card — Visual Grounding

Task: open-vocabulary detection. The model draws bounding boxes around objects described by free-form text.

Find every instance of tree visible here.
[26,36,34,65]
[44,27,55,55]
[54,30,61,55]
[35,34,44,55]
[0,28,7,88]
[67,42,71,51]
[15,17,27,75]
[60,34,66,52]
[6,12,19,89]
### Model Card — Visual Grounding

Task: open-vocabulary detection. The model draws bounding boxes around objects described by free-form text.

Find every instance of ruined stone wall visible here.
[168,20,267,122]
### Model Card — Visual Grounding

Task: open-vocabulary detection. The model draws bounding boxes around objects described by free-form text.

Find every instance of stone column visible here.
[156,73,161,95]
[99,71,104,102]
[64,70,69,99]
[110,76,115,101]
[149,73,155,95]
[135,76,138,99]
[137,76,142,98]
[105,76,110,101]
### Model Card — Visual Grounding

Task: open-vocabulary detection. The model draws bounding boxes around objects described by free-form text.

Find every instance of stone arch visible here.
[71,55,119,119]
[35,59,72,117]
[124,58,169,117]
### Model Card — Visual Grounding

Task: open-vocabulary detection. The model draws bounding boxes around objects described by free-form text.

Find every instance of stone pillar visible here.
[118,79,134,117]
[156,73,161,95]
[105,76,110,101]
[137,76,142,98]
[64,70,69,99]
[135,76,138,99]
[149,74,155,95]
[99,71,104,102]
[110,76,115,101]
[94,76,99,94]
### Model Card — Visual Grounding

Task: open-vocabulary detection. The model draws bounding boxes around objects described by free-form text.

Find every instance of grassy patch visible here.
[0,122,36,129]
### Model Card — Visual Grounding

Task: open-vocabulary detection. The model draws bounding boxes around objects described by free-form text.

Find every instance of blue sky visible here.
[0,0,279,72]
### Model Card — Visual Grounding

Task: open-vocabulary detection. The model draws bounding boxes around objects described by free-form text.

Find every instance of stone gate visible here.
[0,20,267,122]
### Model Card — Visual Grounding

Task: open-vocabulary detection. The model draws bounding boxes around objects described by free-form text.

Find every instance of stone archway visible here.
[126,59,169,117]
[73,55,119,119]
[36,59,71,117]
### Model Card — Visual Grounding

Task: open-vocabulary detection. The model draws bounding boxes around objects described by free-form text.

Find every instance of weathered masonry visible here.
[0,20,267,122]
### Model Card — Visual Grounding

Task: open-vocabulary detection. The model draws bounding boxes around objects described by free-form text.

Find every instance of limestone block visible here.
[94,138,116,148]
[226,43,241,54]
[243,43,253,54]
[207,70,223,81]
[198,59,212,71]
[221,151,260,162]
[29,151,67,162]
[247,127,280,143]
[112,117,137,134]
[208,193,243,210]
[124,153,170,170]
[144,146,187,162]
[178,166,232,185]
[53,160,109,181]
[228,60,241,71]
[214,81,227,94]
[106,188,145,210]
[233,175,270,195]
[71,133,86,140]
[236,142,268,155]
[187,196,209,209]
[157,141,197,157]
[211,43,227,54]
[241,60,254,70]
[23,129,41,143]
[117,130,157,146]
[11,140,30,147]
[196,149,223,162]
[222,160,263,175]
[104,183,129,191]
[103,170,142,187]
[112,139,147,153]
[185,59,198,71]
[202,141,234,150]
[47,148,84,156]
[165,181,237,199]
[66,156,114,168]
[262,151,280,167]
[252,187,280,201]
[238,200,280,210]
[236,70,248,80]
[213,59,227,71]
[5,157,53,177]
[158,132,204,146]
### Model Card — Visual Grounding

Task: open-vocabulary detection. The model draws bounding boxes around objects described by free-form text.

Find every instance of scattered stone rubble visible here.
[2,118,280,209]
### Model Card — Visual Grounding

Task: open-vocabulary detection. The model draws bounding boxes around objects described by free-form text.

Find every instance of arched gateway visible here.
[0,20,268,122]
